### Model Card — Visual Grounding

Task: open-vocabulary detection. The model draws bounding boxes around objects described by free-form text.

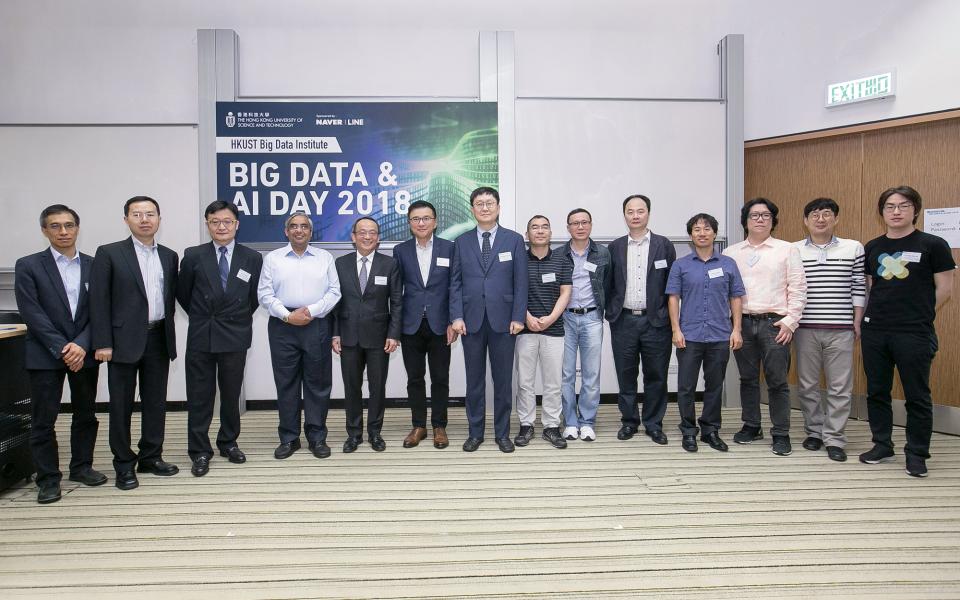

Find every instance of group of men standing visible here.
[14,185,953,504]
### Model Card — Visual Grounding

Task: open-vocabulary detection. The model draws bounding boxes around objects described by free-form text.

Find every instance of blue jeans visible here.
[733,315,791,437]
[561,310,604,428]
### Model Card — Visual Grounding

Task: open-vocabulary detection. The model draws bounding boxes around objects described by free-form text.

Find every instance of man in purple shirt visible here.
[666,213,745,452]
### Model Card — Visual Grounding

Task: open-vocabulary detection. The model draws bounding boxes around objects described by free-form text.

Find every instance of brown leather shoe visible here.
[433,427,449,449]
[403,427,428,448]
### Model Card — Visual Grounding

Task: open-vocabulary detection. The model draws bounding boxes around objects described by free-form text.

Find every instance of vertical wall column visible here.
[496,32,517,229]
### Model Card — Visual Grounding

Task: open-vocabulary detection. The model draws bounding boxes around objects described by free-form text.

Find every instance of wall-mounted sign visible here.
[216,101,498,244]
[825,71,896,108]
[924,207,960,249]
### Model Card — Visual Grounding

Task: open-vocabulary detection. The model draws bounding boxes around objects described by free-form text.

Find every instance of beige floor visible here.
[1,405,960,599]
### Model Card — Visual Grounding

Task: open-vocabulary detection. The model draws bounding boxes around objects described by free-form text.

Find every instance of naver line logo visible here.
[826,72,895,108]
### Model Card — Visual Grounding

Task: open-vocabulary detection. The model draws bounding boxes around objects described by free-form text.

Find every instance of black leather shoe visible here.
[681,435,698,452]
[645,429,669,445]
[191,456,210,477]
[137,459,179,476]
[700,431,729,452]
[309,442,331,459]
[802,436,823,451]
[496,437,515,453]
[115,470,139,491]
[826,446,847,462]
[342,437,360,453]
[274,439,301,459]
[220,446,247,464]
[462,437,483,452]
[68,469,108,486]
[617,425,637,440]
[37,483,61,504]
[370,436,386,452]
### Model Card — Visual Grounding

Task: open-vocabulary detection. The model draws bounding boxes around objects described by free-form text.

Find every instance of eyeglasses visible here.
[207,219,237,228]
[286,223,312,231]
[748,212,773,221]
[354,230,379,238]
[567,220,591,228]
[45,223,77,232]
[409,216,435,224]
[807,211,835,221]
[472,200,497,209]
[128,211,158,220]
[529,224,551,231]
[883,202,913,213]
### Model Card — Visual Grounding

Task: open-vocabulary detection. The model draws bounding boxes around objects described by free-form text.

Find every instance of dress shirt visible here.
[476,224,499,250]
[213,239,236,270]
[569,244,595,309]
[355,251,375,278]
[624,230,650,310]
[50,247,81,319]
[723,236,807,331]
[132,237,165,322]
[665,251,745,343]
[258,244,341,320]
[415,236,433,285]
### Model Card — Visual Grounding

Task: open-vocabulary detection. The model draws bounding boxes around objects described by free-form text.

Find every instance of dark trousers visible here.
[861,327,937,459]
[733,316,791,436]
[341,345,389,440]
[461,316,516,440]
[28,367,100,487]
[107,329,170,473]
[268,316,332,445]
[676,341,729,436]
[185,349,246,459]
[610,312,671,432]
[401,318,450,428]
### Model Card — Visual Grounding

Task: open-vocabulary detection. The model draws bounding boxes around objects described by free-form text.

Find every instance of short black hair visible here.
[878,186,922,225]
[686,213,718,235]
[470,187,500,206]
[407,200,437,219]
[566,208,592,224]
[622,194,651,213]
[205,200,239,220]
[352,216,379,233]
[526,214,550,230]
[803,198,840,218]
[124,195,160,216]
[39,204,80,228]
[740,197,779,232]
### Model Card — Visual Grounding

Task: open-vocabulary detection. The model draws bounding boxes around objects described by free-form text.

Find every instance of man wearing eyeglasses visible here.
[90,196,180,490]
[393,200,457,449]
[723,198,806,457]
[176,200,263,476]
[258,212,341,460]
[859,186,954,477]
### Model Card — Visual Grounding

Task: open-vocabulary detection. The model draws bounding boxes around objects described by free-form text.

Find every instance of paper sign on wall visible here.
[924,207,960,248]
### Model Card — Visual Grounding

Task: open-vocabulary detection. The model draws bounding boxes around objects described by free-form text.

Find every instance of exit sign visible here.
[826,72,896,108]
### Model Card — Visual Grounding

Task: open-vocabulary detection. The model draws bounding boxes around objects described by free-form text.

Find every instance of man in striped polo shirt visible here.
[793,198,865,462]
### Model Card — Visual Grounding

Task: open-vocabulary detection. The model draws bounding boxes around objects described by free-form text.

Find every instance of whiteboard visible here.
[515,99,726,239]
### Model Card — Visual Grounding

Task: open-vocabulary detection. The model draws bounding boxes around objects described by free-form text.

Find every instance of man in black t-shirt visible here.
[859,186,955,477]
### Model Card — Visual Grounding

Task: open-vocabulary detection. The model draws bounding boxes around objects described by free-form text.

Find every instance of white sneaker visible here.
[562,426,579,440]
[580,426,596,441]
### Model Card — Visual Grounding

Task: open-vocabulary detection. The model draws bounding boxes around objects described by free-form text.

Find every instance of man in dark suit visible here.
[177,200,263,477]
[393,200,457,449]
[332,217,402,453]
[606,194,676,445]
[450,187,528,453]
[15,205,107,504]
[90,196,179,490]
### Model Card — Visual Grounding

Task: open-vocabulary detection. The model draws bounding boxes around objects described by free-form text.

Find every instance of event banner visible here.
[216,101,498,243]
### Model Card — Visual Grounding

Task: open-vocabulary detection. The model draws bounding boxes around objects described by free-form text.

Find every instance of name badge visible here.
[542,272,557,283]
[654,259,667,270]
[236,269,251,282]
[708,268,724,279]
[374,276,388,285]
[498,252,512,262]
[584,261,598,273]
[901,251,922,263]
[436,257,450,267]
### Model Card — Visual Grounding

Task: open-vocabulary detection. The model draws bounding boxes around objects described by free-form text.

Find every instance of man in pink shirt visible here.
[723,198,806,456]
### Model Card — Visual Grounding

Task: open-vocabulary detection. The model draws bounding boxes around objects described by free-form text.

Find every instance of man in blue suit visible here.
[393,200,458,449]
[15,205,107,504]
[450,187,528,453]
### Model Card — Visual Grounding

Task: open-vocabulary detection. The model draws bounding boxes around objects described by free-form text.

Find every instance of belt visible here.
[568,306,597,315]
[628,309,647,316]
[744,312,784,320]
[147,319,165,331]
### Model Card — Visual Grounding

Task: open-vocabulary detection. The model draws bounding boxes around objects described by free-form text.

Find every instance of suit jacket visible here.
[332,251,402,348]
[605,231,676,328]
[176,242,263,354]
[89,237,178,364]
[14,249,97,370]
[449,226,528,333]
[393,236,455,336]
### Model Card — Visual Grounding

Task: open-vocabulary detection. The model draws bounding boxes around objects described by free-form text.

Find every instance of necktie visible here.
[481,231,491,269]
[359,256,369,294]
[218,246,229,291]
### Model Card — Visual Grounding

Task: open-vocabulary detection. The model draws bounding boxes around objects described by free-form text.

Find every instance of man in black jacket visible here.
[177,200,263,476]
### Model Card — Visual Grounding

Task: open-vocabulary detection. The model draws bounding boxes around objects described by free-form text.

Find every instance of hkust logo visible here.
[225,112,236,127]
